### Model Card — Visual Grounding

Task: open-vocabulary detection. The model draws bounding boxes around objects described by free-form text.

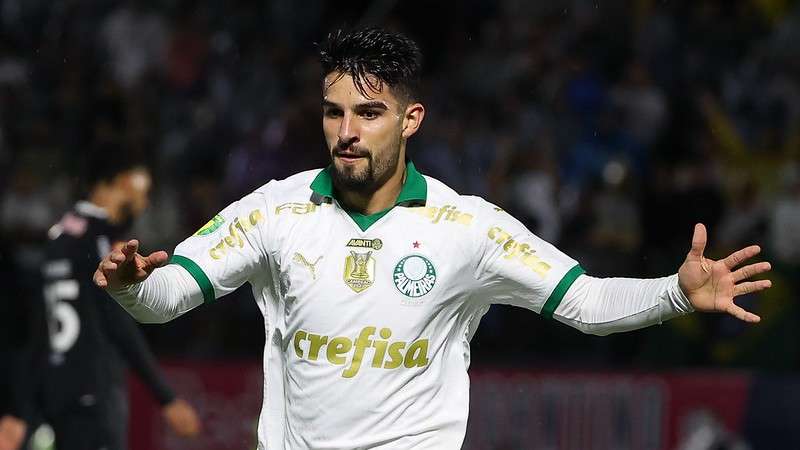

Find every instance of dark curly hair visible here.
[319,27,422,104]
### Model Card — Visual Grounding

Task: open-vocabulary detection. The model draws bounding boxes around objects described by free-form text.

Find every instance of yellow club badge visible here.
[343,250,376,293]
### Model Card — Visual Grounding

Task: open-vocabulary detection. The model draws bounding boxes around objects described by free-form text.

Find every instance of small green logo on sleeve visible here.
[208,209,264,259]
[195,215,225,236]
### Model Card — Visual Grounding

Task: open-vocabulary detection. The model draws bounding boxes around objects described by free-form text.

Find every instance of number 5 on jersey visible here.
[43,278,81,359]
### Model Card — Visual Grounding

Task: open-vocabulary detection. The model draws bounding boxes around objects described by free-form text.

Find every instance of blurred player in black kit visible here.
[4,154,201,450]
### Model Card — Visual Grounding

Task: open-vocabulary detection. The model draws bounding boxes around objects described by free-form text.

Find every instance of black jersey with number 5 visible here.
[41,201,174,415]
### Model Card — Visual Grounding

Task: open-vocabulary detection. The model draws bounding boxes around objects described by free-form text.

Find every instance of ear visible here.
[401,102,425,139]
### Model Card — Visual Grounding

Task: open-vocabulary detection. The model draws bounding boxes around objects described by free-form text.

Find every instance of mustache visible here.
[333,142,370,157]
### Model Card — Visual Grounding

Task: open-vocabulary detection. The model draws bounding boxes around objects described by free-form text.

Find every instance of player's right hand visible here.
[93,239,169,290]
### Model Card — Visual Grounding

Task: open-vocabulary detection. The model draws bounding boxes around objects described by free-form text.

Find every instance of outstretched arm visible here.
[94,240,204,323]
[95,189,270,323]
[552,223,770,335]
[553,273,692,336]
[474,197,771,334]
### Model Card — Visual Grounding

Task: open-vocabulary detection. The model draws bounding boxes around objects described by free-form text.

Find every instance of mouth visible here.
[335,150,368,164]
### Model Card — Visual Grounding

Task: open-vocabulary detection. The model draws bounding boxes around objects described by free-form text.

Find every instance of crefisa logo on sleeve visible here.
[393,255,436,302]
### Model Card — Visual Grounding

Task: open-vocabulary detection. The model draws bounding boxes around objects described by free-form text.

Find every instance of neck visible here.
[88,188,122,224]
[337,159,407,215]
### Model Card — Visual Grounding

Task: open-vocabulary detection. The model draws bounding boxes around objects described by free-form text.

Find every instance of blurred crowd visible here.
[1,0,798,369]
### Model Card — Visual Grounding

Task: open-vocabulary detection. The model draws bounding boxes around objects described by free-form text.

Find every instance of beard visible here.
[330,143,400,194]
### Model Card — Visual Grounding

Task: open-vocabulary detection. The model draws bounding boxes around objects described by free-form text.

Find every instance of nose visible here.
[337,113,359,148]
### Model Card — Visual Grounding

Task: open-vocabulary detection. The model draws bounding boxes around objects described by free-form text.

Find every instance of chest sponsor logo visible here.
[292,326,429,378]
[343,250,375,293]
[393,255,437,298]
[195,214,225,236]
[346,238,383,250]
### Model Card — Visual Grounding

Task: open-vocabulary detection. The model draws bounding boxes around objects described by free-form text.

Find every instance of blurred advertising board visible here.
[129,363,798,449]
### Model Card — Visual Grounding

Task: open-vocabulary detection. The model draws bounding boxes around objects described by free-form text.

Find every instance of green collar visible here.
[310,160,427,206]
[309,161,427,231]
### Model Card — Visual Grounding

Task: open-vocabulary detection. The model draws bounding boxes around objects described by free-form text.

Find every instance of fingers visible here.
[110,249,127,264]
[734,279,772,296]
[121,239,140,261]
[96,242,136,287]
[94,258,119,288]
[722,245,761,270]
[688,223,707,258]
[726,303,761,323]
[144,251,170,272]
[95,241,166,288]
[93,267,108,288]
[731,261,771,283]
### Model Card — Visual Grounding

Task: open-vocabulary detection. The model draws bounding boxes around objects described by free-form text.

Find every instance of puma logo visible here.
[293,253,323,280]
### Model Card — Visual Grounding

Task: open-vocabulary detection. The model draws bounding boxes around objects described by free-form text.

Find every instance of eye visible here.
[360,110,380,120]
[324,108,343,118]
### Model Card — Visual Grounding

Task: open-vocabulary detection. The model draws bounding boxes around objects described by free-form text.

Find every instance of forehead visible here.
[322,72,401,106]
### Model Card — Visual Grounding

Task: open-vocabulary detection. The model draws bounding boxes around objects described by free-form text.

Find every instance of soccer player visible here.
[94,28,772,449]
[27,156,201,450]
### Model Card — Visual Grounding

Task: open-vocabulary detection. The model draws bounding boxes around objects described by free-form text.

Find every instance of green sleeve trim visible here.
[541,264,585,319]
[170,255,215,304]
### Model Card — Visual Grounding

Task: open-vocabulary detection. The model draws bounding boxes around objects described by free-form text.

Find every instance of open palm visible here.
[678,224,772,323]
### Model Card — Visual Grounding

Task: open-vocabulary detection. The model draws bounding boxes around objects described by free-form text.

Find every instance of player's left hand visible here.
[678,223,772,323]
[162,398,201,438]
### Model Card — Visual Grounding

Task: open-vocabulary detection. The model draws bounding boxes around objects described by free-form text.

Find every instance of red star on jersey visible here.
[412,241,420,248]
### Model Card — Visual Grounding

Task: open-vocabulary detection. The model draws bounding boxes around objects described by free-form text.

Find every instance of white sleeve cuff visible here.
[108,264,204,324]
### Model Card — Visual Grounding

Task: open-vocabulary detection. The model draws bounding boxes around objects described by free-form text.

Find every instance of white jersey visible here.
[169,162,583,449]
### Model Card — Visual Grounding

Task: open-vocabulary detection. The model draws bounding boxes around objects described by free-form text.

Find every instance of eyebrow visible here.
[322,100,389,111]
[356,101,389,110]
